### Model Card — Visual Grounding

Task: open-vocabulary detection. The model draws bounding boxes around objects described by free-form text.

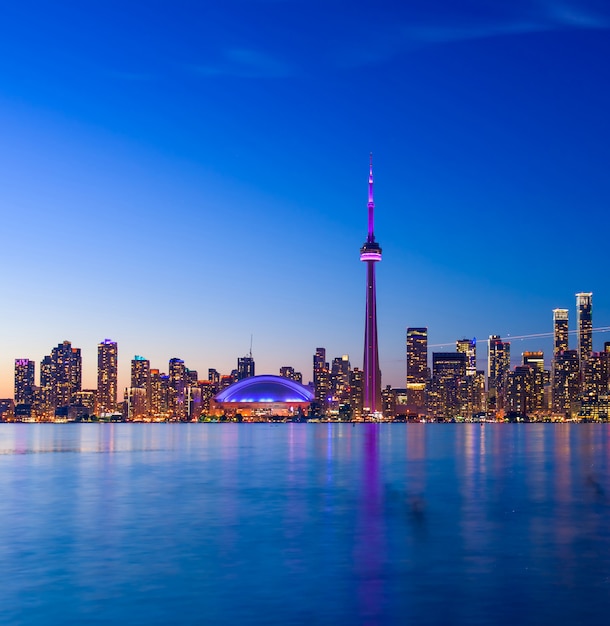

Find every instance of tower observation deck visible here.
[360,155,382,414]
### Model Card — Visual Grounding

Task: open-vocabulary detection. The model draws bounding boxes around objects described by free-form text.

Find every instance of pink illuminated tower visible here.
[360,155,382,414]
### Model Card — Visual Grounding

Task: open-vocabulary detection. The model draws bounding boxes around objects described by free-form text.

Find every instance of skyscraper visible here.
[168,358,187,420]
[488,335,510,411]
[14,359,35,405]
[456,338,477,377]
[237,354,255,380]
[131,355,151,414]
[360,155,382,413]
[576,292,593,388]
[313,348,330,412]
[553,309,569,356]
[406,327,428,411]
[45,341,82,409]
[429,352,467,419]
[97,339,118,415]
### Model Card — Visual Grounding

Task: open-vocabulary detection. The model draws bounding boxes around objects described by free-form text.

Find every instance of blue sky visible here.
[1,0,610,395]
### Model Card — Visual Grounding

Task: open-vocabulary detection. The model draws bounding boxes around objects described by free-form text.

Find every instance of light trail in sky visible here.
[428,327,610,348]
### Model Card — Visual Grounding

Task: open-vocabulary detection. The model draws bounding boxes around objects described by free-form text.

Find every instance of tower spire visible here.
[360,155,383,415]
[368,153,375,242]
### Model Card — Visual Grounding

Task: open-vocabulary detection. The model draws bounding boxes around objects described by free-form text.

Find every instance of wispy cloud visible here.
[193,48,291,78]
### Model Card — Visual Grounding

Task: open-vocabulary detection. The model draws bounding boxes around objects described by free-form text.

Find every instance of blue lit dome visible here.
[214,375,314,404]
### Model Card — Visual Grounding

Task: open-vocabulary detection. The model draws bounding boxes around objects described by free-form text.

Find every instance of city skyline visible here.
[1,1,610,396]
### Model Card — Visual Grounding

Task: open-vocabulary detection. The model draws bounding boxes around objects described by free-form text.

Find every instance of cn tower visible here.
[360,155,382,413]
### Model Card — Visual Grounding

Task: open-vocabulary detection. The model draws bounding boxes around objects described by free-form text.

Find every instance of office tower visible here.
[208,369,221,386]
[523,351,546,410]
[553,309,569,356]
[313,348,330,412]
[39,355,53,412]
[279,366,303,383]
[406,328,428,411]
[506,366,535,418]
[552,350,580,416]
[48,341,82,409]
[576,292,593,390]
[456,338,477,377]
[429,352,467,419]
[186,369,198,386]
[131,356,151,413]
[14,359,35,405]
[381,385,395,419]
[331,355,351,406]
[360,155,382,413]
[583,352,606,398]
[150,369,162,417]
[126,387,147,420]
[97,339,118,415]
[349,367,364,420]
[168,358,187,420]
[488,335,510,411]
[237,355,255,380]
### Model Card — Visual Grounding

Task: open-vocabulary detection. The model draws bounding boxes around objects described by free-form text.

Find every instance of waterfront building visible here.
[45,341,82,409]
[212,375,314,420]
[406,327,428,413]
[552,350,580,416]
[125,387,147,420]
[149,369,163,417]
[14,358,35,405]
[131,356,151,414]
[360,155,382,413]
[523,351,546,410]
[488,336,510,411]
[97,339,118,415]
[331,355,351,409]
[429,352,467,420]
[381,385,395,420]
[313,347,330,413]
[72,390,96,416]
[576,292,593,390]
[168,358,187,420]
[349,367,364,420]
[506,366,535,418]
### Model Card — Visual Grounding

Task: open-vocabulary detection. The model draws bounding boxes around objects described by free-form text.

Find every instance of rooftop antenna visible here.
[249,334,253,359]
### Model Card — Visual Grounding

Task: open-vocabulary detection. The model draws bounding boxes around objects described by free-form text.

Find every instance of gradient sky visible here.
[1,0,610,396]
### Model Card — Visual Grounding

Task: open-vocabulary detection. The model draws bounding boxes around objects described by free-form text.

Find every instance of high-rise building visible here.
[488,335,510,411]
[360,155,382,413]
[506,366,535,418]
[150,369,163,417]
[237,355,255,380]
[313,348,330,412]
[97,339,118,415]
[349,367,364,420]
[456,338,476,377]
[406,328,428,410]
[553,309,569,356]
[552,350,580,416]
[429,352,467,419]
[523,351,546,411]
[331,355,351,407]
[46,341,81,409]
[14,359,35,405]
[131,356,151,414]
[168,358,187,420]
[576,292,593,390]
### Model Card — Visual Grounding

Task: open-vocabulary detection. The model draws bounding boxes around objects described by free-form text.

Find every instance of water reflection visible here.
[1,424,610,624]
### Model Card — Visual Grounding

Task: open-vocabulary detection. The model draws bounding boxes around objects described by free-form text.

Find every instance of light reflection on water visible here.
[1,423,610,625]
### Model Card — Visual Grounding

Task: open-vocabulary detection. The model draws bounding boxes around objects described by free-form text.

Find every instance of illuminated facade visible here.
[97,339,118,415]
[313,347,330,411]
[576,292,593,390]
[552,349,580,415]
[523,351,546,410]
[406,328,428,411]
[237,355,255,380]
[360,156,382,413]
[456,338,477,377]
[131,355,151,415]
[14,358,35,405]
[279,366,303,383]
[488,335,510,411]
[213,374,314,418]
[553,309,569,356]
[45,341,82,409]
[168,358,187,420]
[429,352,467,419]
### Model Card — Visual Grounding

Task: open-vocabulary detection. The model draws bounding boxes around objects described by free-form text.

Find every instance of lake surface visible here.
[1,423,609,625]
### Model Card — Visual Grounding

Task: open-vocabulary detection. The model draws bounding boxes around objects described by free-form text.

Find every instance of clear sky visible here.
[1,0,610,396]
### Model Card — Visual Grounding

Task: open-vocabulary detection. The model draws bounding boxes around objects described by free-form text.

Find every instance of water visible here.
[1,423,609,625]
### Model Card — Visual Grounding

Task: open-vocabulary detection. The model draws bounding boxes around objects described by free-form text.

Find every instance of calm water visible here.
[1,424,610,625]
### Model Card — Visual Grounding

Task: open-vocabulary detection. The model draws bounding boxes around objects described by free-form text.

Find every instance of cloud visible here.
[193,48,291,78]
